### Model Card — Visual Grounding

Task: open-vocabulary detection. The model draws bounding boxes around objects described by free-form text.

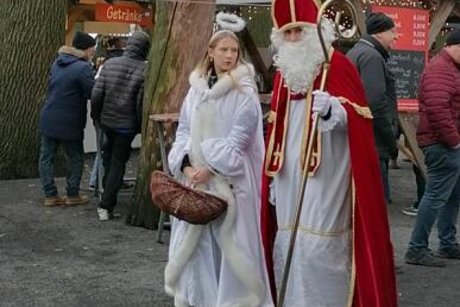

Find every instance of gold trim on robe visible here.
[265,76,290,177]
[346,179,357,307]
[299,87,321,176]
[289,0,296,23]
[338,97,373,119]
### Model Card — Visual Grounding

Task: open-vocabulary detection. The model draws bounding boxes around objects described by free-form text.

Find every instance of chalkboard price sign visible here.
[387,50,425,100]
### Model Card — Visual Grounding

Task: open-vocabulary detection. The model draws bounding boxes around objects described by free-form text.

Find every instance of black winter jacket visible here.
[91,31,150,132]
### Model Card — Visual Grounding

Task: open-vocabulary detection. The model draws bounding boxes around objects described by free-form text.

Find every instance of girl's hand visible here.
[183,166,197,182]
[191,168,214,184]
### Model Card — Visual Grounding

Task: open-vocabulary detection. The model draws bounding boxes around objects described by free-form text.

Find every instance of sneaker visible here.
[65,195,89,206]
[405,250,446,267]
[436,247,460,259]
[43,196,66,207]
[97,207,109,221]
[402,206,418,216]
[97,207,121,221]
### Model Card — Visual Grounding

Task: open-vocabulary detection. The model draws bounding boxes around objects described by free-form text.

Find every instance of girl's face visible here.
[208,37,239,74]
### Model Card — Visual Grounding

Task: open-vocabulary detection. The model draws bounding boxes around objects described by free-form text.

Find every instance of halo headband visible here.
[215,12,246,33]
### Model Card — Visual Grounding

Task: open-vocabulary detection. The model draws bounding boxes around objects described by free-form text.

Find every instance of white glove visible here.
[312,90,332,117]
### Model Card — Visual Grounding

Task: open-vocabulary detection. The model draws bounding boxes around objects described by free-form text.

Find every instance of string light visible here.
[156,0,440,42]
[152,0,436,31]
[361,0,432,9]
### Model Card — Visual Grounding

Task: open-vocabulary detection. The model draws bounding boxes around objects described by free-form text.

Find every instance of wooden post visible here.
[429,0,456,47]
[398,113,426,179]
[350,0,366,35]
[239,28,270,92]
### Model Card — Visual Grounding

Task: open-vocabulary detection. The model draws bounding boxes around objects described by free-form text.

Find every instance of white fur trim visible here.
[173,294,189,307]
[216,12,246,33]
[189,64,256,100]
[164,224,204,296]
[58,46,87,59]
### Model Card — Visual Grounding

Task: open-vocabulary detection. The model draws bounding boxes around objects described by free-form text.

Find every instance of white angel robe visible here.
[273,97,353,306]
[166,64,274,307]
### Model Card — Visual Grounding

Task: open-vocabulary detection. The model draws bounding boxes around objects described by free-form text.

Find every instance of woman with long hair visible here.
[165,29,273,307]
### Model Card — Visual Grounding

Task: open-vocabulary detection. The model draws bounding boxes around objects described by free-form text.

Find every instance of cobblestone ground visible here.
[0,153,459,307]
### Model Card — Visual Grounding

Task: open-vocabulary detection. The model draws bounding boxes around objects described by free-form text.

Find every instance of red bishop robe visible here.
[261,49,398,307]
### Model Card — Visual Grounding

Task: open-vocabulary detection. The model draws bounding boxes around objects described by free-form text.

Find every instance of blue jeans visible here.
[408,144,460,253]
[38,135,84,197]
[89,153,102,188]
[412,164,426,209]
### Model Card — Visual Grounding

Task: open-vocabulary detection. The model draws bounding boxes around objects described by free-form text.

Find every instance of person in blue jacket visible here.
[38,31,96,207]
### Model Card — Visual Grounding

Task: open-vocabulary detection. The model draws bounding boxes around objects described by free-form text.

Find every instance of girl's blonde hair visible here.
[195,30,248,77]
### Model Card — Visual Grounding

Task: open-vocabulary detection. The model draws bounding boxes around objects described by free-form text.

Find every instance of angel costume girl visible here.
[165,42,273,307]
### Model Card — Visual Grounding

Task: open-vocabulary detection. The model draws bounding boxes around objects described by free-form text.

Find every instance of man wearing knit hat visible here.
[72,31,97,60]
[405,29,460,267]
[347,12,399,205]
[38,31,96,207]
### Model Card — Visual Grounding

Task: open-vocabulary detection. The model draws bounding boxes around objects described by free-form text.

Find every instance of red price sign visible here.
[372,6,429,51]
[371,6,430,112]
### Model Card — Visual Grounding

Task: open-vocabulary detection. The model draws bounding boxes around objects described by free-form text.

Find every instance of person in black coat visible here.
[91,31,150,221]
[39,31,96,207]
[347,13,398,204]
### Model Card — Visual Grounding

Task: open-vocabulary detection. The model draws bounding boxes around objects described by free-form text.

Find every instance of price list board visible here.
[372,6,430,112]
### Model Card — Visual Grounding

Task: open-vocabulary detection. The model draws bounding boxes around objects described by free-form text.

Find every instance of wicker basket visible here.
[150,170,228,225]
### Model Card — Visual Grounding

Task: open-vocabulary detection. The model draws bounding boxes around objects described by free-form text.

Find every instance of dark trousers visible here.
[379,158,391,203]
[100,127,135,212]
[38,135,84,197]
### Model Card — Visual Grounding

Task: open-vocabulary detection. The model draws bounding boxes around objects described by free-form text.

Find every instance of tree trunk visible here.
[0,0,67,179]
[127,0,216,229]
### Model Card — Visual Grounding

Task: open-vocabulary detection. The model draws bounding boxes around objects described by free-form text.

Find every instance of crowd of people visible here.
[36,0,460,305]
[38,30,150,221]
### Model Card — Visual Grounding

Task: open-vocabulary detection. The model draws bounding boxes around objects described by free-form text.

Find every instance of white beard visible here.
[271,21,336,94]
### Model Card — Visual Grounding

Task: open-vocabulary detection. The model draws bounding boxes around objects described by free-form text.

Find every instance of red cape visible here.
[261,50,398,307]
